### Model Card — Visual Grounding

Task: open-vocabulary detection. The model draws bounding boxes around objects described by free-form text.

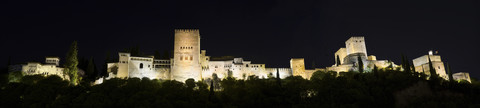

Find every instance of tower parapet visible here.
[174,29,200,33]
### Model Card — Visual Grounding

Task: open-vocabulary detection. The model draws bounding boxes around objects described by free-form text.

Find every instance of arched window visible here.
[140,63,144,69]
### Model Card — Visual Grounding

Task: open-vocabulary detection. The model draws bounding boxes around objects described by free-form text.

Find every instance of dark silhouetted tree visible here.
[185,78,195,90]
[401,54,411,73]
[101,51,112,77]
[162,50,170,59]
[276,69,281,86]
[428,56,438,79]
[411,61,416,73]
[336,55,341,66]
[209,80,215,100]
[446,62,453,82]
[154,50,161,59]
[357,55,363,73]
[86,57,96,81]
[64,41,79,85]
[124,46,142,57]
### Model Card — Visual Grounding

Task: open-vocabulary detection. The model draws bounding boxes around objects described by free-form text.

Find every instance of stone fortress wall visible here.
[99,30,470,82]
[15,29,471,83]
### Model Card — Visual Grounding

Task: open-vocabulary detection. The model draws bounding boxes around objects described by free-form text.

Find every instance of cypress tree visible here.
[86,57,95,81]
[428,56,438,80]
[336,55,341,66]
[6,56,11,73]
[357,55,364,73]
[446,62,454,82]
[65,41,79,85]
[373,65,378,77]
[102,51,112,77]
[401,54,406,70]
[276,68,281,86]
[404,55,411,73]
[162,50,170,59]
[154,50,161,59]
[410,61,416,73]
[209,80,215,100]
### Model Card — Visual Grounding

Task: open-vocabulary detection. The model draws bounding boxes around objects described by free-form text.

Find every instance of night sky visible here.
[2,0,479,79]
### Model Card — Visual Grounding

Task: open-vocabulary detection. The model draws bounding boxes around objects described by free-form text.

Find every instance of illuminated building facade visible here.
[412,51,448,80]
[107,29,298,81]
[21,57,69,80]
[327,36,396,74]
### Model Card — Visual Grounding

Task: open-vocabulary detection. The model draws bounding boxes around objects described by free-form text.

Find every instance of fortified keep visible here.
[172,29,202,81]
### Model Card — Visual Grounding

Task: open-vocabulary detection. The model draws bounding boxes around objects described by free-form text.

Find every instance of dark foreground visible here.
[1,70,479,108]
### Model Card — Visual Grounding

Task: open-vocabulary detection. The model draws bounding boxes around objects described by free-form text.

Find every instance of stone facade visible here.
[412,53,448,80]
[21,57,68,80]
[172,29,202,81]
[106,29,295,81]
[335,48,347,65]
[346,36,367,57]
[453,72,471,83]
[327,36,397,73]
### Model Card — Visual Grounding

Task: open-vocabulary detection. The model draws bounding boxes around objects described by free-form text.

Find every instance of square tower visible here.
[345,36,367,57]
[117,52,130,78]
[290,58,306,78]
[172,29,202,81]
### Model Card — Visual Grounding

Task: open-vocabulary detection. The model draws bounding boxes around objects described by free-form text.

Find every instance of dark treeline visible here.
[1,69,480,108]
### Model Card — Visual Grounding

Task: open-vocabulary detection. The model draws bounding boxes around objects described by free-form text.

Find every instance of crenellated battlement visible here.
[346,36,365,41]
[175,29,199,33]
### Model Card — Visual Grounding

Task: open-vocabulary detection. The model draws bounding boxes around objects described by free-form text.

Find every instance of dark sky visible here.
[2,0,479,79]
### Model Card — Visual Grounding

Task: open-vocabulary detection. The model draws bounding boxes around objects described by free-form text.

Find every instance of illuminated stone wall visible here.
[412,55,442,67]
[127,57,156,79]
[453,72,471,83]
[290,58,307,78]
[335,48,347,65]
[117,53,130,78]
[201,58,268,80]
[265,68,292,79]
[172,29,202,81]
[21,57,67,80]
[413,54,447,80]
[345,36,367,57]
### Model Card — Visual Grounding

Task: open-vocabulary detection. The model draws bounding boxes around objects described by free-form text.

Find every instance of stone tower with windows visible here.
[290,58,306,78]
[117,53,130,78]
[345,36,367,57]
[172,29,202,81]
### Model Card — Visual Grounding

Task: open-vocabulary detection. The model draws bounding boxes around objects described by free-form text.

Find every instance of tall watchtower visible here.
[172,29,202,81]
[345,36,367,57]
[290,58,306,78]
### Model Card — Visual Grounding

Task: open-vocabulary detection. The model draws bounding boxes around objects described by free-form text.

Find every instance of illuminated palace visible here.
[101,29,471,82]
[106,29,295,82]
